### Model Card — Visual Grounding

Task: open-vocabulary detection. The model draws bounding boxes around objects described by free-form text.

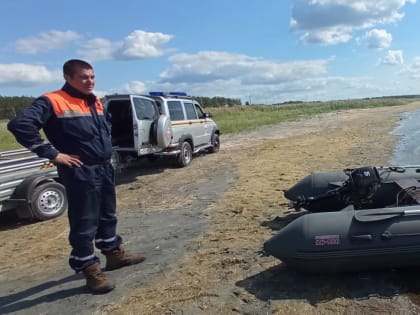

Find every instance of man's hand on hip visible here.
[53,153,83,167]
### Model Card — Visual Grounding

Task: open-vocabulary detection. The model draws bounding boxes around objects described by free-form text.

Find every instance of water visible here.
[387,109,420,308]
[389,109,420,166]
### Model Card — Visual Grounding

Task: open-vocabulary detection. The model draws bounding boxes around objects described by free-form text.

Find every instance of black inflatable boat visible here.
[263,165,420,272]
[263,205,420,272]
[285,165,420,212]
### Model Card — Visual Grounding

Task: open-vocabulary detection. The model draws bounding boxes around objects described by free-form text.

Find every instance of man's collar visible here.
[62,83,96,102]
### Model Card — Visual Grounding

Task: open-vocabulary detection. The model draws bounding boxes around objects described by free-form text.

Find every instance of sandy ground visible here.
[2,102,420,315]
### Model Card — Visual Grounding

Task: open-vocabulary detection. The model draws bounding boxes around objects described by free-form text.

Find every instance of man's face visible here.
[64,66,95,95]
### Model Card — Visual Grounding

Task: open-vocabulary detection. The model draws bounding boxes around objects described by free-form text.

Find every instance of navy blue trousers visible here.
[57,163,122,272]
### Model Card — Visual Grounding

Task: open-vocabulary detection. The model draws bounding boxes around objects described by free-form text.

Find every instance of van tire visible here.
[177,141,192,167]
[111,150,123,173]
[208,133,220,153]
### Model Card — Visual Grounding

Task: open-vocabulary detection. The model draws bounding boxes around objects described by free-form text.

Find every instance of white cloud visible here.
[14,30,81,54]
[116,30,173,59]
[381,50,404,65]
[0,63,61,86]
[411,58,420,77]
[400,57,420,78]
[136,50,416,103]
[120,81,147,94]
[364,29,392,49]
[300,27,353,45]
[134,51,346,103]
[13,29,172,62]
[291,0,415,45]
[78,38,115,62]
[80,30,172,61]
[143,74,391,104]
[160,51,328,85]
[1,47,416,103]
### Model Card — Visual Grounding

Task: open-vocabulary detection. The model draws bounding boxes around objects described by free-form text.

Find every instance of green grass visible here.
[0,120,23,151]
[209,97,418,134]
[1,97,418,151]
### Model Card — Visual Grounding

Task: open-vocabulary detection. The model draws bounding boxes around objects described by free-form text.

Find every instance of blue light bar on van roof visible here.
[169,92,188,96]
[149,92,165,96]
[149,91,188,97]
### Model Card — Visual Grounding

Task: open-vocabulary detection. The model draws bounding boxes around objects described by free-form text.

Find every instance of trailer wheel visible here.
[17,182,68,221]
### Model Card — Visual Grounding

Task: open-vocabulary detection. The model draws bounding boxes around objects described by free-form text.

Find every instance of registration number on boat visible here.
[315,234,341,246]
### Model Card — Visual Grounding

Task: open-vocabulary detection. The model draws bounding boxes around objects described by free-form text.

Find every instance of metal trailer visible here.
[0,149,67,221]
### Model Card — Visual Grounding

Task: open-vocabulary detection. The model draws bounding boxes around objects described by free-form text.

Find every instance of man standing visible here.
[8,59,145,294]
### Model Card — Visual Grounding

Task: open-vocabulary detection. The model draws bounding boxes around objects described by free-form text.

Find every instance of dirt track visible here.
[2,102,420,315]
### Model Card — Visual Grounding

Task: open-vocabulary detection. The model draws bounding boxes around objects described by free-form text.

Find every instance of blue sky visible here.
[1,0,419,104]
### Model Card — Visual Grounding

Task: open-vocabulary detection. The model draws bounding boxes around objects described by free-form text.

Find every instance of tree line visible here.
[0,95,242,120]
[0,96,35,120]
[193,96,242,107]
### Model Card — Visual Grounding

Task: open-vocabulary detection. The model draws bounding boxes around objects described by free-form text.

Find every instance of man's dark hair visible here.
[63,59,93,77]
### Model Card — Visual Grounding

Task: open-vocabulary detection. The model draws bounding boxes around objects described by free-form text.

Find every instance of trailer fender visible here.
[12,172,59,200]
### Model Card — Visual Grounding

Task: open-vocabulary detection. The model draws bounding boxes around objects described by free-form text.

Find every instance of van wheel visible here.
[177,141,192,167]
[111,150,123,173]
[208,133,220,153]
[17,182,68,221]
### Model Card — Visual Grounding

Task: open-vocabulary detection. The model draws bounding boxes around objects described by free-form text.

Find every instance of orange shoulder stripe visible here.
[44,90,103,117]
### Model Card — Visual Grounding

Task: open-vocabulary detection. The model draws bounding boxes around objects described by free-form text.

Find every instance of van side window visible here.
[195,103,206,119]
[184,102,198,119]
[167,101,185,121]
[133,98,158,120]
[154,100,163,114]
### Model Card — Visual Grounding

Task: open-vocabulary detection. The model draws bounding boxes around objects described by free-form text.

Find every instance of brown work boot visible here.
[83,263,115,294]
[105,245,145,271]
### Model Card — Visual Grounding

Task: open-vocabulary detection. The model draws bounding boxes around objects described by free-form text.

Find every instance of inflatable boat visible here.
[285,165,420,212]
[263,205,420,272]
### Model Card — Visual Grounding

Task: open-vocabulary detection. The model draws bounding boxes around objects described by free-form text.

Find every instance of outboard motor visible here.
[285,166,382,212]
[344,166,381,208]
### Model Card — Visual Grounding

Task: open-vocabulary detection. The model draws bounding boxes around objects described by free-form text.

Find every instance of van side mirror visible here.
[204,112,212,118]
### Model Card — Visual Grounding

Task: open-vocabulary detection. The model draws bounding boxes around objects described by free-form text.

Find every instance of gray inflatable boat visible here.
[263,205,420,272]
[263,165,420,272]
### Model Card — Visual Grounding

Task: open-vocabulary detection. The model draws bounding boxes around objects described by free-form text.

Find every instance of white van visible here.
[148,92,220,167]
[103,94,172,170]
